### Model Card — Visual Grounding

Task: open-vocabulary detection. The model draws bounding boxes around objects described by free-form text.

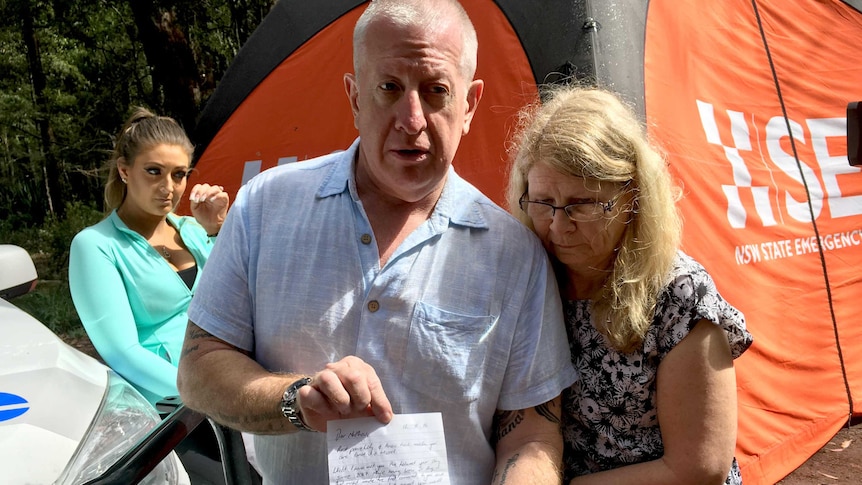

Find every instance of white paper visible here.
[327,412,450,485]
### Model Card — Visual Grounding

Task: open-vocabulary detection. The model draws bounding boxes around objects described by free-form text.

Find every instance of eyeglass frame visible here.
[518,189,627,222]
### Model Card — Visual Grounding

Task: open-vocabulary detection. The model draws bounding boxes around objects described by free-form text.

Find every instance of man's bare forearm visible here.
[492,438,562,484]
[492,399,564,484]
[177,322,303,433]
[178,322,394,434]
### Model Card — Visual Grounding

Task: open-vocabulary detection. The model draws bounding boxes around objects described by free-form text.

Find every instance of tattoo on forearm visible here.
[180,324,211,358]
[186,323,213,341]
[493,453,520,484]
[535,400,561,425]
[493,410,525,444]
[181,346,198,359]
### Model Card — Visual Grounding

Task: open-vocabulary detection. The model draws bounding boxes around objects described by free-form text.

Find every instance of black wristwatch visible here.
[280,377,315,432]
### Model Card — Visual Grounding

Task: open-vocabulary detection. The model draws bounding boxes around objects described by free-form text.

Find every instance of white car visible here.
[0,244,254,484]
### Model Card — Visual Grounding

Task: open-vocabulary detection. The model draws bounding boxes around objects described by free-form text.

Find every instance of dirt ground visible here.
[777,421,862,484]
[65,334,860,484]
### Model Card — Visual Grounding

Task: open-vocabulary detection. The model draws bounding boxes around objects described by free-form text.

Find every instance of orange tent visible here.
[183,2,862,483]
[646,2,861,481]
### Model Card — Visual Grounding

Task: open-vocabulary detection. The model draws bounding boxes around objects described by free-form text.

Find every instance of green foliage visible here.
[0,0,275,228]
[1,201,101,339]
[0,0,275,340]
[0,201,102,280]
[12,280,85,338]
[0,218,46,253]
[41,201,104,279]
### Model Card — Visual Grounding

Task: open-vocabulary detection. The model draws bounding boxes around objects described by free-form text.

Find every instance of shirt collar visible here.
[109,209,182,235]
[317,137,489,230]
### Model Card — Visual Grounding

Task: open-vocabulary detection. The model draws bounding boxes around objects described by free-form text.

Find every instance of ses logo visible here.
[0,392,30,422]
[696,101,862,265]
[697,100,861,229]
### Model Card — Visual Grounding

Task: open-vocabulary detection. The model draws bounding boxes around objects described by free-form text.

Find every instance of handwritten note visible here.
[327,412,450,485]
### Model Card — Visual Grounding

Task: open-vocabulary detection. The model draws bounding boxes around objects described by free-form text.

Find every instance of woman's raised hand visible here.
[189,183,229,236]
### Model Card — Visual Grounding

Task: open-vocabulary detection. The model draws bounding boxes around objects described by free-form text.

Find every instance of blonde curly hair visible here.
[506,84,682,352]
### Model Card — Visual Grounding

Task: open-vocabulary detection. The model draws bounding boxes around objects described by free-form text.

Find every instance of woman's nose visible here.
[549,208,575,232]
[160,177,173,193]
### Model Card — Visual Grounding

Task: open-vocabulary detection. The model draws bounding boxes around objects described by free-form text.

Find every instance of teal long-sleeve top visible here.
[69,210,215,404]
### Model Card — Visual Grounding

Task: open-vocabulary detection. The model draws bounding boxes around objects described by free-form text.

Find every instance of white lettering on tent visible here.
[808,118,862,218]
[697,101,775,228]
[733,228,862,265]
[241,157,298,185]
[242,160,262,185]
[759,239,793,261]
[697,101,862,230]
[239,152,343,186]
[734,244,761,265]
[767,117,823,223]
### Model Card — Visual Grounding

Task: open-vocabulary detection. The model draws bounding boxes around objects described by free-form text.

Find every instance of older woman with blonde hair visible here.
[507,84,753,484]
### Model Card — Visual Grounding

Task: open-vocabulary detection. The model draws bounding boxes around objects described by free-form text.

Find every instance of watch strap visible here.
[280,376,315,432]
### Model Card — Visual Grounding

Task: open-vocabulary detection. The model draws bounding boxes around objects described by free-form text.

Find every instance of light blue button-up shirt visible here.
[189,139,577,484]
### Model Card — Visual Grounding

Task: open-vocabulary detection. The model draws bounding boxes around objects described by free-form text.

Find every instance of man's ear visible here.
[461,79,484,136]
[344,73,360,129]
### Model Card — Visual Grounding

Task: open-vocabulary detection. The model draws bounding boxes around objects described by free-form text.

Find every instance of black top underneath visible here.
[177,264,197,290]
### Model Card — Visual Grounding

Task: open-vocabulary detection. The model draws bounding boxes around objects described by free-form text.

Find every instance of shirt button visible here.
[360,233,372,245]
[367,300,380,312]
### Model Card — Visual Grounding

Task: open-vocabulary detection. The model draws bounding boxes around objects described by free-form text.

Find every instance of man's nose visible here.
[394,91,427,134]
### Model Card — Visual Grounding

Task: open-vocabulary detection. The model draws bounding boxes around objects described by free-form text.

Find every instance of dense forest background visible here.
[1,0,275,226]
[0,0,275,332]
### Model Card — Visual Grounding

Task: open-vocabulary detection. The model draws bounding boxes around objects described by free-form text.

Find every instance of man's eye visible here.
[427,85,449,95]
[380,82,399,92]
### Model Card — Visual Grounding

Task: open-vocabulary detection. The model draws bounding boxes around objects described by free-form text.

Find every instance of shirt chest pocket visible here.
[401,301,496,403]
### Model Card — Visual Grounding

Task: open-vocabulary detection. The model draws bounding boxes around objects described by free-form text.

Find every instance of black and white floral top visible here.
[562,251,753,484]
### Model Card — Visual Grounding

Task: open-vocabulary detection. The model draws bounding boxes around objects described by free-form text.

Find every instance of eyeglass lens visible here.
[521,200,607,222]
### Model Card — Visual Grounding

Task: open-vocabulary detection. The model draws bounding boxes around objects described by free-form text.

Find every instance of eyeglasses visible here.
[519,191,622,222]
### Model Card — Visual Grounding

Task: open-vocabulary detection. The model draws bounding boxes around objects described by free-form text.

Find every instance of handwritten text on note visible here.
[326,412,450,485]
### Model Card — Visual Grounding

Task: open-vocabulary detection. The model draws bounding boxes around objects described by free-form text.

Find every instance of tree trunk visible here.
[128,0,201,132]
[228,0,274,47]
[21,0,64,219]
